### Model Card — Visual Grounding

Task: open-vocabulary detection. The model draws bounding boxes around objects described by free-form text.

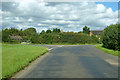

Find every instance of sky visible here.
[1,1,118,33]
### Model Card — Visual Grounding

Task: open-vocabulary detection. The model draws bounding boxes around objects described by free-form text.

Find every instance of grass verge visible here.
[95,44,119,57]
[2,44,48,79]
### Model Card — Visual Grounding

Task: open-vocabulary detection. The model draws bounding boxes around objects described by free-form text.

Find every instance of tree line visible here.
[1,24,119,51]
[1,26,100,44]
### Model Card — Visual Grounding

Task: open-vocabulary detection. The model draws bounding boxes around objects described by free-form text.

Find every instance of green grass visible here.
[95,44,119,57]
[2,44,48,79]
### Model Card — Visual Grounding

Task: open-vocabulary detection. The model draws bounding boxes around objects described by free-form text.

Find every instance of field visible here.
[95,44,119,57]
[2,44,48,79]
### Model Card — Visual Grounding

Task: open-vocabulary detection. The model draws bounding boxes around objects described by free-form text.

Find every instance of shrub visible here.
[40,34,53,44]
[102,24,119,50]
[90,35,99,44]
[2,31,10,42]
[31,35,39,43]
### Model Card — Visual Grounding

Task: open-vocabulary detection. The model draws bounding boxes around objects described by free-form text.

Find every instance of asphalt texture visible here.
[13,45,118,78]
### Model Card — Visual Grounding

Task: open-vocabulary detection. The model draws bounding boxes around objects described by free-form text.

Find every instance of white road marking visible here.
[47,45,64,50]
[59,46,63,47]
[48,48,53,50]
[105,59,118,66]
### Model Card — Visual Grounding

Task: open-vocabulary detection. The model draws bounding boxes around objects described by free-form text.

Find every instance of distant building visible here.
[90,30,103,36]
[61,29,63,33]
[10,36,23,42]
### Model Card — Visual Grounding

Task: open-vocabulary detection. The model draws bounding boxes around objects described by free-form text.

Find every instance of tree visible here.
[31,34,39,43]
[83,26,90,34]
[24,28,37,36]
[9,27,19,36]
[40,34,53,44]
[46,29,52,33]
[19,29,24,36]
[53,28,61,33]
[57,29,60,33]
[78,31,82,33]
[2,31,10,42]
[23,28,37,40]
[40,30,45,34]
[0,31,1,42]
[102,24,119,50]
[53,28,57,33]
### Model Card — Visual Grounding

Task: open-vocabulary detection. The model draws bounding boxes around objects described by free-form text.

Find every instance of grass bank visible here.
[95,44,119,57]
[2,44,48,79]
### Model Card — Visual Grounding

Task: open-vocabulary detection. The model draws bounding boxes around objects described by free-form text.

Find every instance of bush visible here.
[40,32,100,44]
[2,31,10,42]
[31,35,39,43]
[102,24,119,50]
[90,35,99,44]
[40,34,53,44]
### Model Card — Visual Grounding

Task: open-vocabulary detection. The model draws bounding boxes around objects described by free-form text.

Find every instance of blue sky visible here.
[96,2,118,12]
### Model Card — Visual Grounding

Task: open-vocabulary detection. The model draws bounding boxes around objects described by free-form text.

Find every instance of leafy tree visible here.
[57,29,60,33]
[53,28,57,33]
[23,28,37,41]
[46,29,52,33]
[24,28,37,36]
[83,26,90,34]
[53,28,61,33]
[2,31,10,42]
[52,34,61,43]
[118,24,120,50]
[102,24,119,50]
[40,30,45,35]
[9,27,19,36]
[78,31,82,33]
[40,34,53,44]
[0,31,2,42]
[31,34,39,43]
[19,29,24,36]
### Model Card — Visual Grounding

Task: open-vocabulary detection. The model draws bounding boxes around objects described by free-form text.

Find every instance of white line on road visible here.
[59,46,63,47]
[48,46,63,50]
[48,48,53,50]
[105,59,118,66]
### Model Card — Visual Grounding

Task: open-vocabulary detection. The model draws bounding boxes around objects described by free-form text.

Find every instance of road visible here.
[13,45,118,78]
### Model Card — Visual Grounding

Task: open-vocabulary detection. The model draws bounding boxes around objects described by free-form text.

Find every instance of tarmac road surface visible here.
[13,45,118,78]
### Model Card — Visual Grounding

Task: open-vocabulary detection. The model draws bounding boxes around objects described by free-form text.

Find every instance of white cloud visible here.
[37,23,43,26]
[96,4,106,13]
[13,17,22,22]
[1,1,118,32]
[28,18,33,22]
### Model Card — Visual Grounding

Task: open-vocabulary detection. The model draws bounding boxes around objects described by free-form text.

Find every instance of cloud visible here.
[28,18,33,22]
[96,4,106,13]
[13,17,22,23]
[1,1,118,33]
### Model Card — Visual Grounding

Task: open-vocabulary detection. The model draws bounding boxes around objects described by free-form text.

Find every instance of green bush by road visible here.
[2,44,48,79]
[95,44,119,57]
[102,24,120,50]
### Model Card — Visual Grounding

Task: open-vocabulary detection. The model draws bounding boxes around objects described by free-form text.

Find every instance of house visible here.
[90,30,103,36]
[10,36,23,42]
[61,29,63,33]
